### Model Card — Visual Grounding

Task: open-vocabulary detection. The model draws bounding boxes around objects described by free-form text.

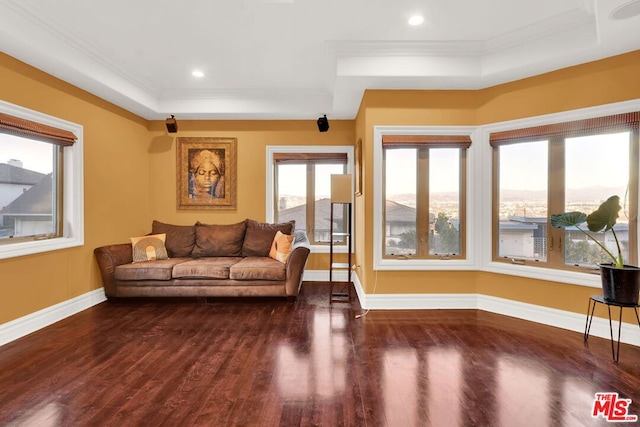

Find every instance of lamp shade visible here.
[331,174,352,203]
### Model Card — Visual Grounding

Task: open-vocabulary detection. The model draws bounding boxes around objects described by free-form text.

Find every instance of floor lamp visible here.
[330,174,352,303]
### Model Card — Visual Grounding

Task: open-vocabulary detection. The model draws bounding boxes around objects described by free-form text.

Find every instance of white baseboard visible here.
[1,274,331,348]
[478,294,640,347]
[3,276,637,350]
[352,271,366,307]
[365,292,478,310]
[302,270,326,282]
[303,269,351,282]
[359,290,640,347]
[0,288,106,347]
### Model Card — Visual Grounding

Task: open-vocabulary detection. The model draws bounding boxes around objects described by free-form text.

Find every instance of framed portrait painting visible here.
[176,137,237,210]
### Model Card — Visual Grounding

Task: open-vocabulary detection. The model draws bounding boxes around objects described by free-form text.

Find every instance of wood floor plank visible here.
[1,283,640,426]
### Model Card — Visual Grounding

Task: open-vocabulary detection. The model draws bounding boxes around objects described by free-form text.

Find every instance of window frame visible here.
[492,124,638,271]
[266,145,354,253]
[0,100,84,260]
[382,142,468,260]
[481,99,640,288]
[373,126,479,271]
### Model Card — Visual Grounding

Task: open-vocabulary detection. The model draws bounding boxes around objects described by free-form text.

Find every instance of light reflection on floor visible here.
[275,308,347,400]
[427,347,462,426]
[7,402,63,427]
[3,285,640,426]
[497,355,551,427]
[274,300,639,426]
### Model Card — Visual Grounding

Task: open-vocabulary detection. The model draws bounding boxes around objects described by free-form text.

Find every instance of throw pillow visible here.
[131,233,169,263]
[242,219,295,257]
[269,231,295,263]
[192,220,247,257]
[151,220,196,258]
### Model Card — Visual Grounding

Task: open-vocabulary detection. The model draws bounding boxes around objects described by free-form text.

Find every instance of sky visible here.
[5,130,627,197]
[277,132,631,200]
[500,131,630,192]
[0,134,54,174]
[385,148,461,195]
[278,163,346,199]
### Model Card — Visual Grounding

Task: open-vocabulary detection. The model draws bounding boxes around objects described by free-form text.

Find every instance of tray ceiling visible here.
[0,0,639,120]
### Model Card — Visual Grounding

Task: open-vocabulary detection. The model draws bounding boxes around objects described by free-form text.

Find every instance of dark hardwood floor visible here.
[1,282,640,426]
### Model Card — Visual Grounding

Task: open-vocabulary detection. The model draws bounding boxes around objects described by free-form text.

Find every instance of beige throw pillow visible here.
[131,233,169,263]
[269,231,295,263]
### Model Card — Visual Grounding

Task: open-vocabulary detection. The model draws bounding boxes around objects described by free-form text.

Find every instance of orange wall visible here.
[0,52,355,325]
[0,52,151,325]
[353,100,368,287]
[1,49,639,327]
[356,50,640,319]
[144,120,355,271]
[476,51,640,124]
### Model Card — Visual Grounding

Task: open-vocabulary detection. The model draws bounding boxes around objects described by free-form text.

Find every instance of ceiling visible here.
[1,0,639,121]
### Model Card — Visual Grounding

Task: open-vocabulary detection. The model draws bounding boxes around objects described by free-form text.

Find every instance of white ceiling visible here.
[1,0,639,120]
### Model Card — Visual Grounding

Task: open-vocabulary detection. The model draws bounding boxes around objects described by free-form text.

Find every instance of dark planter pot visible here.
[599,264,640,305]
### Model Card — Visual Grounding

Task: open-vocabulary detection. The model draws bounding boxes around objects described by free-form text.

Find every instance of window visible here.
[0,100,83,259]
[492,112,639,272]
[267,146,353,249]
[494,140,548,262]
[382,134,470,260]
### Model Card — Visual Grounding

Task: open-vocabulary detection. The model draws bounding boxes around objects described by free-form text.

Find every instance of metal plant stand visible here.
[584,294,640,363]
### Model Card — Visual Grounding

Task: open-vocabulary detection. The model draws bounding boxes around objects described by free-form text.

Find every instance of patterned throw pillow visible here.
[269,231,295,263]
[131,233,169,263]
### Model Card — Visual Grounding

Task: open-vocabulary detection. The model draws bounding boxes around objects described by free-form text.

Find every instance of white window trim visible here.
[0,100,84,260]
[373,126,480,270]
[266,145,354,253]
[479,98,640,288]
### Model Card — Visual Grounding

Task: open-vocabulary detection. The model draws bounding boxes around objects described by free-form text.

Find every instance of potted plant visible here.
[550,195,640,305]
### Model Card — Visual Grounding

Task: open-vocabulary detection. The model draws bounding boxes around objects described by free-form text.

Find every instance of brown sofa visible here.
[94,219,310,298]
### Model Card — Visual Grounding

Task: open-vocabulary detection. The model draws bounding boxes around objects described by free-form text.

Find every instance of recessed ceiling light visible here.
[408,15,424,26]
[610,0,640,20]
[191,70,205,78]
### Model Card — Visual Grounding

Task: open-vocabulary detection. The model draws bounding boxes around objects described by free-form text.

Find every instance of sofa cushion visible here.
[131,234,169,263]
[172,257,243,279]
[151,220,196,258]
[229,257,287,281]
[115,258,189,281]
[242,219,295,257]
[192,220,247,257]
[269,231,294,263]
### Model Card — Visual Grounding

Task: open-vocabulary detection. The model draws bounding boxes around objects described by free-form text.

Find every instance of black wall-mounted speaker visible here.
[166,115,178,133]
[317,115,329,132]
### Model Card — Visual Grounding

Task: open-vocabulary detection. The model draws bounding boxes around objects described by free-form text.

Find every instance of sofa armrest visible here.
[284,231,311,296]
[94,243,132,297]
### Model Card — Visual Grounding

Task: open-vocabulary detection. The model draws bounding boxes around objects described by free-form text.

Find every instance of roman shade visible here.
[490,112,639,147]
[273,153,348,164]
[0,112,77,146]
[382,134,472,149]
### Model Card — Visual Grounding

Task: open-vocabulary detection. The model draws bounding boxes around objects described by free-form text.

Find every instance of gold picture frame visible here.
[176,137,237,210]
[355,138,363,196]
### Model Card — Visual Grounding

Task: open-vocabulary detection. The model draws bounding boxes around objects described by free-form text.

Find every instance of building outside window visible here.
[0,135,60,241]
[269,148,352,247]
[492,112,639,271]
